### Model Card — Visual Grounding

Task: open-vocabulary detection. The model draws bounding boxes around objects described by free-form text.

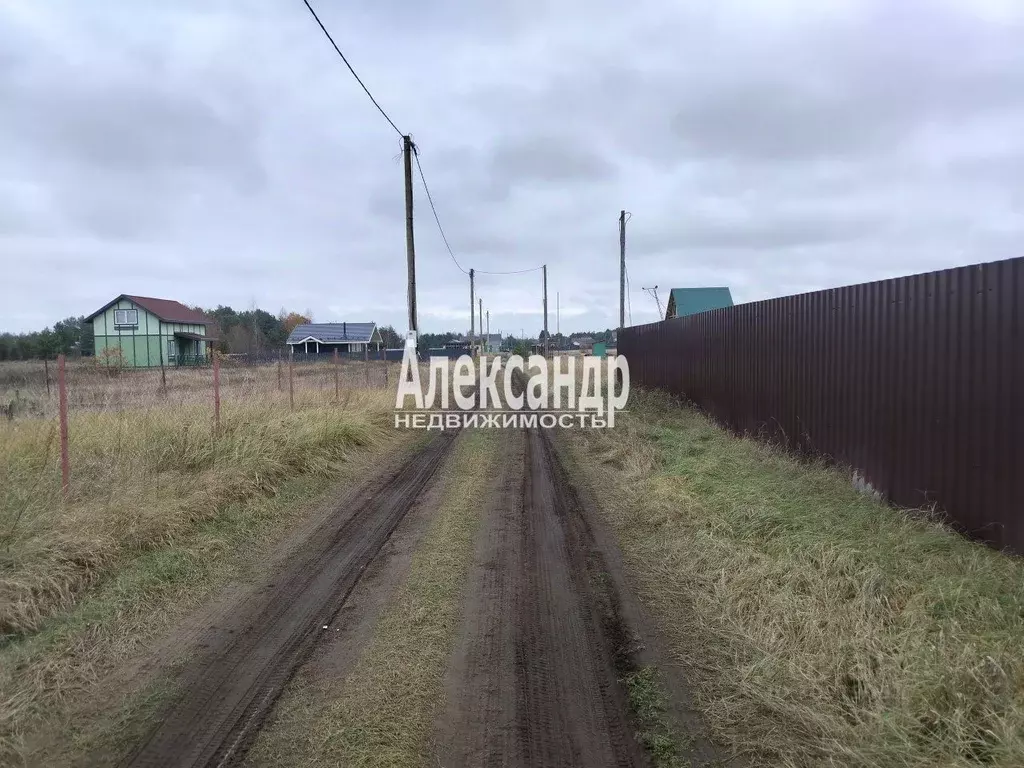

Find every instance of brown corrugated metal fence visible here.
[620,256,1024,553]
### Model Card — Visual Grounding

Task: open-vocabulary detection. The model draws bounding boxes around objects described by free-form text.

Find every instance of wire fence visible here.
[0,353,398,422]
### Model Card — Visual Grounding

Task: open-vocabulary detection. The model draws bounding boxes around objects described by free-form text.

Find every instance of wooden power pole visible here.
[403,135,418,335]
[486,310,490,353]
[619,209,626,329]
[469,268,475,354]
[478,298,483,355]
[543,264,549,357]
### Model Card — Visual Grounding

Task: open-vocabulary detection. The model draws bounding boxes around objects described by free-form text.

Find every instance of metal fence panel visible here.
[620,256,1024,553]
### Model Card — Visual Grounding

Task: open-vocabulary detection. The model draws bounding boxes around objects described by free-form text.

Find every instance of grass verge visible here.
[568,390,1024,768]
[0,389,403,764]
[249,428,498,768]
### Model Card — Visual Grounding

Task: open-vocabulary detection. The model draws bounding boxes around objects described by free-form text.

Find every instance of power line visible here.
[300,0,403,137]
[475,265,544,275]
[413,149,469,274]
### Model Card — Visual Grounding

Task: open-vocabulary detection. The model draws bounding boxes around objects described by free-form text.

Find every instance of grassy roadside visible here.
[567,390,1024,768]
[0,390,405,764]
[249,428,499,768]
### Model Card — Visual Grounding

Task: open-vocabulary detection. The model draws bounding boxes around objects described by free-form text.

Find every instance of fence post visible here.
[43,357,51,398]
[160,358,167,392]
[384,361,388,390]
[289,354,294,411]
[277,357,283,392]
[58,354,70,500]
[334,348,340,403]
[213,351,221,435]
[364,345,369,388]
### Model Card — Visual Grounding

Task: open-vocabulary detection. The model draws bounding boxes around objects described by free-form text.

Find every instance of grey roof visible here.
[286,322,376,344]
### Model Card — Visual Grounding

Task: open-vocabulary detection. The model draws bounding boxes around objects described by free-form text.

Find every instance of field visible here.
[1,359,1022,767]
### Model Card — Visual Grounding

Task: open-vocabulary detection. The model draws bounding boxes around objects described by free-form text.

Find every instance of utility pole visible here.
[403,135,418,336]
[486,309,490,353]
[619,209,626,329]
[557,292,560,336]
[479,298,483,355]
[543,264,549,357]
[469,268,475,354]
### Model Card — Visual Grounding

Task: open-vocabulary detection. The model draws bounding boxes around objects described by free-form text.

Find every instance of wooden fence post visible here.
[213,352,221,435]
[44,357,51,398]
[277,359,282,392]
[364,346,370,388]
[58,354,70,500]
[289,354,294,411]
[334,348,340,403]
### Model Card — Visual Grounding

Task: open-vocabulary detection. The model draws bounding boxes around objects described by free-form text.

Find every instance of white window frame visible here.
[114,308,138,326]
[167,339,177,359]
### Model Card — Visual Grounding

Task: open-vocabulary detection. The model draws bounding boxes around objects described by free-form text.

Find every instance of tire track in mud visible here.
[121,431,458,768]
[437,425,646,768]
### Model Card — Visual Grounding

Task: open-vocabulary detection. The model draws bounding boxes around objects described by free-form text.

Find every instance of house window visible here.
[113,309,138,327]
[168,339,176,360]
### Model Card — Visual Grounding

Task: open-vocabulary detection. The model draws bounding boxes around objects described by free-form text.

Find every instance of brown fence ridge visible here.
[619,256,1024,553]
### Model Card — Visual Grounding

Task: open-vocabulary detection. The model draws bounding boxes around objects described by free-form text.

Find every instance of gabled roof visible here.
[666,287,734,320]
[85,294,212,325]
[286,322,377,345]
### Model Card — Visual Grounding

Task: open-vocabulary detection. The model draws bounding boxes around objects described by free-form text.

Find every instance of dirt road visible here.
[436,426,646,768]
[118,416,677,767]
[121,432,457,768]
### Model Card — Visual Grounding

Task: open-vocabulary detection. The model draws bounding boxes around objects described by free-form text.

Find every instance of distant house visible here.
[572,336,595,352]
[286,323,382,355]
[85,294,214,367]
[665,287,734,320]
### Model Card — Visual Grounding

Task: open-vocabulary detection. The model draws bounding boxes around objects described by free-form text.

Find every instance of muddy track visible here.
[437,425,646,768]
[121,431,458,768]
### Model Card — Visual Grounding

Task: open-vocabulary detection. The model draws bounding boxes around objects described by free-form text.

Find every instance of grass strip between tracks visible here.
[567,389,1024,768]
[249,428,498,768]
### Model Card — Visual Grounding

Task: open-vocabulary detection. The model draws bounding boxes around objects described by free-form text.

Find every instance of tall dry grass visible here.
[568,389,1024,768]
[1,360,399,638]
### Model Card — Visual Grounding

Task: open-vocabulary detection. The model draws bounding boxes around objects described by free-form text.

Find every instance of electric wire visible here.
[300,0,403,137]
[413,148,469,275]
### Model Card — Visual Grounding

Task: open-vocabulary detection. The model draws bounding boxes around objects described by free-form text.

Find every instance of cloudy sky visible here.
[2,0,1022,335]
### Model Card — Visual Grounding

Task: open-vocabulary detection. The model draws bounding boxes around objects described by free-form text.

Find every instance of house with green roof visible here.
[665,287,734,320]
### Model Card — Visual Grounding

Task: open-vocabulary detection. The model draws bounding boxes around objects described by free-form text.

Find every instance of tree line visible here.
[0,308,616,362]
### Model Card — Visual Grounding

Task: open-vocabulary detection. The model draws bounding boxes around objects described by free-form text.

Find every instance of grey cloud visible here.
[2,0,1024,337]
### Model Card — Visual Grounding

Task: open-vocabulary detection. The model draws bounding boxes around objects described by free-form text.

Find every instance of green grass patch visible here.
[624,666,691,768]
[568,389,1024,768]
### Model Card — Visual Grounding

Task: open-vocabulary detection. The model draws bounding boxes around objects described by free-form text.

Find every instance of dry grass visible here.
[0,360,405,764]
[567,389,1024,768]
[0,358,399,420]
[249,429,498,768]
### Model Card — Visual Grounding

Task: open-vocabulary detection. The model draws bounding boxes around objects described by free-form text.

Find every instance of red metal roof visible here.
[88,294,211,325]
[125,295,211,324]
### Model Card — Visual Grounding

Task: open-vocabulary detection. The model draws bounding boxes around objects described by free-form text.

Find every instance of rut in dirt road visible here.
[437,427,646,768]
[121,432,457,768]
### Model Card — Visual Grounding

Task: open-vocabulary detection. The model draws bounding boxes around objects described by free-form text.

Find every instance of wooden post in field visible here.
[289,354,295,411]
[160,359,167,392]
[58,354,70,500]
[44,357,51,398]
[364,345,369,388]
[277,358,282,392]
[213,352,221,435]
[334,348,340,403]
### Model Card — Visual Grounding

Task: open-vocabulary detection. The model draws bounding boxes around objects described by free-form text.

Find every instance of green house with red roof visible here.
[85,294,215,367]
